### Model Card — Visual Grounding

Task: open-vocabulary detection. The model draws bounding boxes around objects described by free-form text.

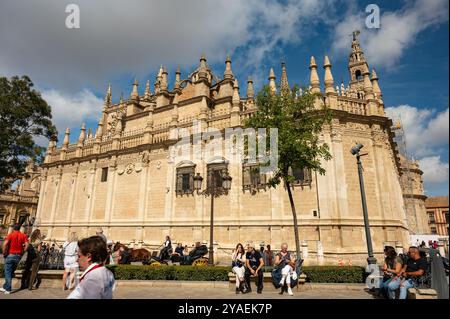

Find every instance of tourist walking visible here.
[21,229,43,290]
[244,242,264,294]
[231,243,247,294]
[1,224,29,294]
[62,232,79,290]
[67,236,115,299]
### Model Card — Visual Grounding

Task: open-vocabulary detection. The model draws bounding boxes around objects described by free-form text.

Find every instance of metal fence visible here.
[38,247,65,270]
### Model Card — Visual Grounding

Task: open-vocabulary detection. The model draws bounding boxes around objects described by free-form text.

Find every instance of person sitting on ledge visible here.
[387,246,428,299]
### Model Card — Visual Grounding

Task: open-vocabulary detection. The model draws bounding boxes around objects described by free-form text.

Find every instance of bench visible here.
[228,272,307,291]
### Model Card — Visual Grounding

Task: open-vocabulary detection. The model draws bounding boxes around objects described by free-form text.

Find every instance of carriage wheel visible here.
[150,261,162,266]
[192,258,208,267]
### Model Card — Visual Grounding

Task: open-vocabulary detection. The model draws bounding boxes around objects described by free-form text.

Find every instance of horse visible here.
[113,242,151,265]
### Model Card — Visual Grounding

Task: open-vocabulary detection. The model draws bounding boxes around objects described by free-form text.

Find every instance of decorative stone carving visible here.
[125,163,135,174]
[107,108,126,137]
[156,161,161,170]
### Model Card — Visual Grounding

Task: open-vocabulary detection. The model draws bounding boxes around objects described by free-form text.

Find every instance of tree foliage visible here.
[244,84,332,259]
[0,75,57,190]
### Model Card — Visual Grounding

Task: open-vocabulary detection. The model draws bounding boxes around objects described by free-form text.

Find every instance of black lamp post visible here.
[193,170,232,265]
[351,143,377,265]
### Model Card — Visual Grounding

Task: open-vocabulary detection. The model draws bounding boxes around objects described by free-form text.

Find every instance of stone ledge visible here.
[407,288,438,299]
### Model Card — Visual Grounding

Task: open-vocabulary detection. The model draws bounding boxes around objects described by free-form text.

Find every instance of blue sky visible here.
[0,0,448,196]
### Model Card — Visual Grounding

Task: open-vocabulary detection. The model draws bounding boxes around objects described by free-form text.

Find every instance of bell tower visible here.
[348,30,369,86]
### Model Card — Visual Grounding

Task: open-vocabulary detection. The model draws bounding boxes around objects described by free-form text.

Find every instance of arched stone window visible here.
[292,167,312,186]
[176,161,196,195]
[206,157,229,191]
[355,70,362,81]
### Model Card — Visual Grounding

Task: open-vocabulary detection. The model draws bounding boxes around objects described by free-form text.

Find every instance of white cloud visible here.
[386,105,449,195]
[41,88,103,141]
[386,105,449,158]
[332,0,449,68]
[419,156,449,185]
[0,0,335,94]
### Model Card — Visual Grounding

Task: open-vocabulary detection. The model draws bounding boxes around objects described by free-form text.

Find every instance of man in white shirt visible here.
[67,236,115,299]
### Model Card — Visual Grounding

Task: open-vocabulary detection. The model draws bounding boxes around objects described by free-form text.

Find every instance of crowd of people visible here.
[1,225,115,298]
[1,225,445,299]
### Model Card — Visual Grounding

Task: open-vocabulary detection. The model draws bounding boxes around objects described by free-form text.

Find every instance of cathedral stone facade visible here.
[36,34,414,265]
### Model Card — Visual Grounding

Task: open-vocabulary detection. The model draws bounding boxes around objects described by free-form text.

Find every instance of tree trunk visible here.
[285,180,301,261]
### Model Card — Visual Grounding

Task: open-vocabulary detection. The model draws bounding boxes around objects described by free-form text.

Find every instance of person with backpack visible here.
[1,224,29,294]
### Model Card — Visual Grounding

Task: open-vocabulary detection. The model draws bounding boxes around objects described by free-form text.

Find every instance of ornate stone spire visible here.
[232,79,240,105]
[160,67,168,91]
[309,56,321,93]
[119,92,124,105]
[174,67,181,91]
[268,68,276,94]
[154,65,163,93]
[246,76,254,100]
[323,56,335,94]
[62,128,70,149]
[363,69,374,100]
[131,78,139,102]
[341,81,345,96]
[145,80,151,99]
[371,68,382,99]
[224,55,234,80]
[77,123,86,146]
[198,53,208,79]
[96,116,104,139]
[104,83,112,107]
[280,62,290,94]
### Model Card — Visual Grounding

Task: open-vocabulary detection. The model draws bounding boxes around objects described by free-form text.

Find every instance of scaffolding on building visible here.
[392,116,419,234]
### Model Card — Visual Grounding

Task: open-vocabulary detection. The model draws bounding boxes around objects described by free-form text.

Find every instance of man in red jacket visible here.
[1,224,29,294]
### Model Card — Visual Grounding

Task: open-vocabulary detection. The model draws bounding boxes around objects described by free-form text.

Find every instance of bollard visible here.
[301,241,309,260]
[316,241,324,266]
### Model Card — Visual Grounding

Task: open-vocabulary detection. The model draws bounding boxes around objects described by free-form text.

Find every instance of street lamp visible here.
[351,143,377,265]
[193,170,232,265]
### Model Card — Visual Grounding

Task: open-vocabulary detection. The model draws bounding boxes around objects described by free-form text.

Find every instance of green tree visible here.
[0,75,57,191]
[244,85,332,261]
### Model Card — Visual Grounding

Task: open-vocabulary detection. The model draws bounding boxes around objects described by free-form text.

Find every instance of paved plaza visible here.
[0,283,377,299]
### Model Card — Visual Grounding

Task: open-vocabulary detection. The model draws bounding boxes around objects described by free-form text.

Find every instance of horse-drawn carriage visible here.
[113,242,209,267]
[148,244,209,266]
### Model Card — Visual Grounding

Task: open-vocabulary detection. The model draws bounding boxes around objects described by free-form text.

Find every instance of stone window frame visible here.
[206,162,229,192]
[101,167,108,182]
[242,162,267,192]
[175,162,196,196]
[291,167,312,187]
[428,212,435,224]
